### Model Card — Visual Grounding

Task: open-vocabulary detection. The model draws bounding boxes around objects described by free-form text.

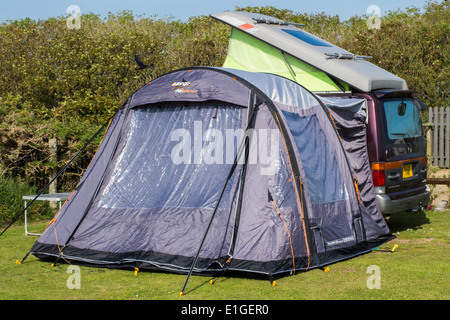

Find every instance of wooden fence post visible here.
[433,107,438,166]
[445,108,450,168]
[439,107,444,167]
[49,138,58,194]
[428,107,433,162]
[428,107,450,169]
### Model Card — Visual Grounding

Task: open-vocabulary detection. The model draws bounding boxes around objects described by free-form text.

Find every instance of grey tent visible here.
[29,67,393,277]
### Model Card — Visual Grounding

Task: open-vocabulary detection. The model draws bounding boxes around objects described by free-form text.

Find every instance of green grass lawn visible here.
[0,210,448,300]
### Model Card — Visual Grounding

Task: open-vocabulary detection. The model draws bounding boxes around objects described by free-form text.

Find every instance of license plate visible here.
[402,163,413,179]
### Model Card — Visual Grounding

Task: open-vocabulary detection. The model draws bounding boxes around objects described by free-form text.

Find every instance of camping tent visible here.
[29,67,393,277]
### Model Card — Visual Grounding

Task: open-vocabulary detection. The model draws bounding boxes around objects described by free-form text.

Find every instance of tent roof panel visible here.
[130,67,323,110]
[130,68,251,108]
[216,67,321,109]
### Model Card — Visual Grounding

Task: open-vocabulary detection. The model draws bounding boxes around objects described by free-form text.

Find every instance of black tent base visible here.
[30,234,394,278]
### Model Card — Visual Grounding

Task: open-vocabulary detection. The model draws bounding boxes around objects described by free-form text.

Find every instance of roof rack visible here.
[252,17,305,27]
[325,53,373,60]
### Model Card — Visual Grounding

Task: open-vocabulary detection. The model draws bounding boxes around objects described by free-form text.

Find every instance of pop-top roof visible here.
[211,11,408,92]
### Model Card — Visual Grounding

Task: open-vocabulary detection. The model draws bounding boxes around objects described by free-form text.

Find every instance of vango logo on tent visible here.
[171,81,198,93]
[172,81,191,87]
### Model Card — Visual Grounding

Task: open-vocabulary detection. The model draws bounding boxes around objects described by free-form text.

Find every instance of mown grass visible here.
[0,210,448,300]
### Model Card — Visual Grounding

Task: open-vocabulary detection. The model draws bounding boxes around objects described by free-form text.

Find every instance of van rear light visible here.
[372,170,385,186]
[372,162,386,186]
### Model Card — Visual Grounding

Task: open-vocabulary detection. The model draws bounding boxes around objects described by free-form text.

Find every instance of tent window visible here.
[98,103,243,210]
[282,111,348,204]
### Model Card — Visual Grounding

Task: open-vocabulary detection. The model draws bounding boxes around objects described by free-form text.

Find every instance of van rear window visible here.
[381,98,423,141]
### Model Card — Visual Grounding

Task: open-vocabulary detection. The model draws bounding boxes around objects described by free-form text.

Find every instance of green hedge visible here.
[0,2,448,191]
[0,175,53,226]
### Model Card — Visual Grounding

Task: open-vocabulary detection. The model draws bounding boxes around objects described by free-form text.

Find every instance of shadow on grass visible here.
[182,270,274,296]
[386,210,431,233]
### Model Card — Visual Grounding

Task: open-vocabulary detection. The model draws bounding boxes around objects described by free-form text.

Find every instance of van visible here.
[320,90,430,216]
[211,10,431,215]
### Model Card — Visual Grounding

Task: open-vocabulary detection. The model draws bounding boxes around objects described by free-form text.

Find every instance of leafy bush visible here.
[0,175,53,226]
[0,2,447,194]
